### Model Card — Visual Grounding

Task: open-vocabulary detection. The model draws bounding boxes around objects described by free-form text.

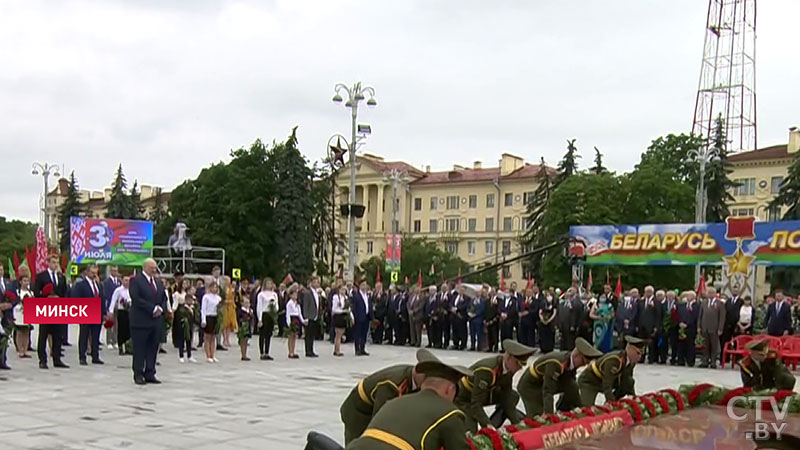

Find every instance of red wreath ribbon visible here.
[522,417,541,429]
[595,405,612,414]
[773,390,794,403]
[618,398,644,422]
[638,395,658,418]
[580,407,597,417]
[476,427,504,450]
[561,411,578,420]
[687,383,715,405]
[646,393,670,415]
[659,389,686,411]
[718,387,753,408]
[467,437,478,450]
[506,425,519,433]
[545,413,562,424]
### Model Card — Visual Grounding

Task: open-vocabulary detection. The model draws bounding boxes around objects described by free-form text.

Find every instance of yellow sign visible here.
[70,265,78,276]
[390,271,399,283]
[232,268,241,280]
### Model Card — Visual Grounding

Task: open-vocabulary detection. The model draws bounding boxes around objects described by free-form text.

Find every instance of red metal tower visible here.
[692,0,757,152]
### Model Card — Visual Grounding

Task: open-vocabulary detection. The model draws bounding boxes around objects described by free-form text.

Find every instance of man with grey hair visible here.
[129,258,168,385]
[637,285,661,363]
[698,286,726,369]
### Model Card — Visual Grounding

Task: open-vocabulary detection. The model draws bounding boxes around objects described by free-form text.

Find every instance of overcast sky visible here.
[2,0,797,223]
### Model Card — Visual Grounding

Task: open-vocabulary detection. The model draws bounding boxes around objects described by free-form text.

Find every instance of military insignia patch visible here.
[478,380,489,389]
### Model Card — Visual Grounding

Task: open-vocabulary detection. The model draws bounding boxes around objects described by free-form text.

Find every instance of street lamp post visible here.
[31,162,61,244]
[332,82,377,283]
[383,169,408,275]
[688,146,718,286]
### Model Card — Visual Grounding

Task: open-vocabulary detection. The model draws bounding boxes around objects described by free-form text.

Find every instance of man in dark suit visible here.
[76,264,106,365]
[384,284,397,344]
[557,288,581,351]
[637,286,662,363]
[102,265,122,349]
[351,280,373,355]
[129,258,168,384]
[603,283,618,312]
[424,286,440,348]
[34,254,69,369]
[439,282,451,348]
[766,290,793,337]
[394,287,409,345]
[300,276,321,357]
[721,288,743,363]
[615,290,639,349]
[498,287,518,344]
[677,291,700,367]
[450,284,469,350]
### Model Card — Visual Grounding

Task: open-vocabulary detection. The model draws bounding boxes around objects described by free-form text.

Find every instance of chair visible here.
[780,339,800,371]
[765,336,783,352]
[722,335,754,369]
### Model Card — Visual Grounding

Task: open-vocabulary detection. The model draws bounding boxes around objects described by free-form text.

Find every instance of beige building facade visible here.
[727,126,800,296]
[333,153,553,287]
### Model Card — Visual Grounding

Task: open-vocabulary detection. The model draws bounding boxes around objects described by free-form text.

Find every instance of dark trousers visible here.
[372,316,385,344]
[62,324,70,344]
[518,321,535,346]
[78,323,102,362]
[384,313,396,344]
[487,323,499,352]
[452,317,467,349]
[441,315,451,348]
[259,313,274,356]
[685,329,698,366]
[428,318,442,348]
[648,333,661,363]
[500,318,514,343]
[354,320,368,353]
[38,324,64,364]
[131,325,160,380]
[469,319,484,350]
[668,328,679,363]
[395,318,409,345]
[277,310,286,338]
[559,328,575,351]
[304,320,319,356]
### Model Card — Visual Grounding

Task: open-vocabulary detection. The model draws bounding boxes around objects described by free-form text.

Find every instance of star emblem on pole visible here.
[723,247,755,275]
[329,137,347,168]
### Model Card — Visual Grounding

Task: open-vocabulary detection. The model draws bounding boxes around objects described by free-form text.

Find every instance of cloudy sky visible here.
[2,0,797,222]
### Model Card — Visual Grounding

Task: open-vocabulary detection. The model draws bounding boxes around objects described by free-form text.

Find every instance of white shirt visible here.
[49,270,58,287]
[171,291,186,311]
[312,288,320,309]
[257,290,279,319]
[13,288,33,326]
[109,286,131,314]
[739,305,753,326]
[201,293,221,324]
[285,298,305,324]
[331,294,346,314]
[360,290,369,311]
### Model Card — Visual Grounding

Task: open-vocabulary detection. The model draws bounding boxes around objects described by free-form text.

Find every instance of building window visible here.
[733,178,756,196]
[732,208,755,217]
[467,241,476,256]
[504,193,513,206]
[447,195,459,210]
[413,220,421,232]
[393,219,400,232]
[503,217,513,231]
[445,242,458,255]
[429,219,438,233]
[430,196,438,210]
[502,240,511,256]
[768,206,781,222]
[485,217,494,232]
[446,217,460,232]
[502,266,512,278]
[467,218,476,232]
[366,241,374,254]
[771,176,784,194]
[468,195,477,208]
[414,198,422,211]
[485,241,494,255]
[354,241,360,254]
[486,193,495,208]
[522,217,530,231]
[523,191,535,205]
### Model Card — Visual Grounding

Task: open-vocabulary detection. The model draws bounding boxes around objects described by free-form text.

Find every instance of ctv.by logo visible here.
[727,396,790,441]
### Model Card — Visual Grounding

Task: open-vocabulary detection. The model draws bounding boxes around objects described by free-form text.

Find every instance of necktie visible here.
[150,276,157,292]
[91,281,98,297]
[51,271,57,287]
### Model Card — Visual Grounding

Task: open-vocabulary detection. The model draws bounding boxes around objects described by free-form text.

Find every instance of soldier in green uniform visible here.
[577,335,646,406]
[454,339,536,432]
[340,349,432,444]
[517,337,602,417]
[739,339,796,391]
[346,358,473,450]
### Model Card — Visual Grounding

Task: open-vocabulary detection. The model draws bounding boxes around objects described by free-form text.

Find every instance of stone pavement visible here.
[2,329,793,450]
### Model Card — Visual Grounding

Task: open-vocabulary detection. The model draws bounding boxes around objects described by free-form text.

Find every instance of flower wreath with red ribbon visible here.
[646,393,670,415]
[659,389,686,411]
[638,395,658,418]
[618,398,644,422]
[718,387,753,408]
[476,427,504,450]
[687,383,714,405]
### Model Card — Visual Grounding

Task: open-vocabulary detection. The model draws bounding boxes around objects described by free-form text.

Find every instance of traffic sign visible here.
[70,264,79,276]
[232,268,241,280]
[390,271,399,283]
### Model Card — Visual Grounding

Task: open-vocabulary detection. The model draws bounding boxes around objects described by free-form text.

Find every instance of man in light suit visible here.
[129,258,168,385]
[34,254,69,369]
[351,279,373,356]
[407,285,425,347]
[766,290,793,337]
[698,287,726,369]
[300,276,321,357]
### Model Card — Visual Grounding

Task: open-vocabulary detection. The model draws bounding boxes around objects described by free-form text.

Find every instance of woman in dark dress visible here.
[538,292,558,353]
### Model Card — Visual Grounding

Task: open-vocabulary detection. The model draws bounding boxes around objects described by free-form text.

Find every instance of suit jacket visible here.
[679,300,701,330]
[469,296,486,322]
[72,277,106,323]
[637,296,662,336]
[128,274,168,329]
[0,277,8,297]
[351,290,373,323]
[452,294,469,321]
[557,296,582,331]
[615,297,639,334]
[102,277,120,312]
[766,301,792,336]
[301,288,320,321]
[499,294,518,322]
[726,296,743,328]
[372,291,388,320]
[407,294,425,322]
[698,297,726,334]
[34,270,68,297]
[424,294,438,320]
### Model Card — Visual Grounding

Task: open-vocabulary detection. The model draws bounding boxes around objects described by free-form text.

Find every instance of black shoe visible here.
[0,364,11,370]
[119,348,124,356]
[92,359,104,365]
[698,363,709,368]
[134,377,147,385]
[362,351,370,356]
[63,342,72,347]
[54,361,70,368]
[158,348,167,354]
[79,360,88,366]
[260,354,269,360]
[145,377,161,384]
[266,355,273,361]
[216,345,226,351]
[306,353,319,358]
[39,362,49,369]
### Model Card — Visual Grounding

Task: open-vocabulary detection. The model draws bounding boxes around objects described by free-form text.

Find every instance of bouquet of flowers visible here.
[267,300,278,324]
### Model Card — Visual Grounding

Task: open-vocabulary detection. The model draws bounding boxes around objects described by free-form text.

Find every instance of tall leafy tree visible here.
[591,147,607,174]
[704,115,735,222]
[271,127,315,283]
[58,171,87,254]
[129,180,145,220]
[768,148,800,292]
[0,217,37,267]
[557,139,580,184]
[148,187,168,225]
[523,157,555,280]
[637,133,704,183]
[106,164,131,219]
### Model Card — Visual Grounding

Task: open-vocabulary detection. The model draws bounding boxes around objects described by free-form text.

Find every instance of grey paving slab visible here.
[2,328,797,449]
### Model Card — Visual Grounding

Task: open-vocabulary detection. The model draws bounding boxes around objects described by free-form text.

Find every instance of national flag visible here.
[614,275,622,298]
[35,227,48,274]
[282,273,294,285]
[696,273,706,296]
[7,257,15,280]
[525,273,533,290]
[25,245,36,277]
[500,269,506,291]
[12,251,20,275]
[375,264,382,284]
[417,269,422,287]
[586,269,593,292]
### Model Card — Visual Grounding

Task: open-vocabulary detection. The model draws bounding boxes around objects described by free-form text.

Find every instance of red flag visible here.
[457,267,462,284]
[404,275,409,285]
[375,263,382,284]
[500,269,506,291]
[417,269,422,287]
[25,245,36,275]
[61,255,68,274]
[12,251,20,274]
[282,273,294,285]
[525,273,533,290]
[696,273,706,296]
[614,275,622,298]
[587,269,593,291]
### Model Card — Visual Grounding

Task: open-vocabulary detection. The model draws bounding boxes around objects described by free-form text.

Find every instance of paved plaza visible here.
[2,329,791,450]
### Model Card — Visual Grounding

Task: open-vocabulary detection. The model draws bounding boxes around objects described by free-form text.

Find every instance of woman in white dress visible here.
[13,274,34,358]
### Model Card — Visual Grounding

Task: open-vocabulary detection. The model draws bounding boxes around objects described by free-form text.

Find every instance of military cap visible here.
[416,360,473,383]
[624,335,648,349]
[502,339,536,358]
[746,339,770,354]
[416,348,437,363]
[575,337,603,359]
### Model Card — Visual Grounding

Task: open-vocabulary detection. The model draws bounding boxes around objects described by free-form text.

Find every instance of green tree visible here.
[591,147,607,175]
[557,139,580,184]
[768,148,800,292]
[148,187,168,225]
[637,133,705,183]
[106,165,132,219]
[310,162,336,278]
[0,217,37,269]
[523,157,556,280]
[58,171,87,254]
[129,180,145,220]
[271,127,315,284]
[704,115,735,222]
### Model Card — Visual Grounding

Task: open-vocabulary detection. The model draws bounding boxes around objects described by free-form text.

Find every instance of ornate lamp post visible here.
[31,162,61,243]
[688,145,718,285]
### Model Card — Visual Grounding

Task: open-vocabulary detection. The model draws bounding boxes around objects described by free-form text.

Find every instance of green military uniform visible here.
[577,336,645,406]
[740,340,797,391]
[340,349,433,444]
[454,339,535,432]
[347,357,473,450]
[517,337,602,417]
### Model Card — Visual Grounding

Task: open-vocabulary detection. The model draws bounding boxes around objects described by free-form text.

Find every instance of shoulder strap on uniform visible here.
[740,358,753,377]
[420,409,465,450]
[535,357,565,376]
